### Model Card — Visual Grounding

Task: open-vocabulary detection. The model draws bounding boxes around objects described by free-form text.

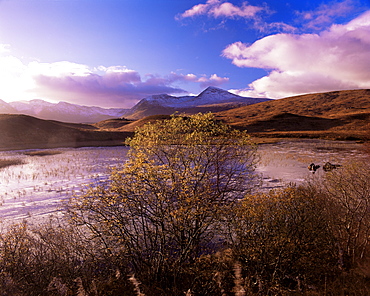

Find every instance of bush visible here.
[67,113,259,294]
[228,185,339,294]
[320,161,370,271]
[0,220,135,295]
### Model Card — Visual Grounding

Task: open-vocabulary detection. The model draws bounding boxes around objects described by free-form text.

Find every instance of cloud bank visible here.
[0,55,229,108]
[223,10,370,99]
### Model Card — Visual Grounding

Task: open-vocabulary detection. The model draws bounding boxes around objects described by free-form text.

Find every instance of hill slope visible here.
[0,114,132,150]
[215,89,370,140]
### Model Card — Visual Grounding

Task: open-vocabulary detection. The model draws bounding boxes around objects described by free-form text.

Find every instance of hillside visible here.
[215,89,370,140]
[0,114,132,150]
[2,89,370,151]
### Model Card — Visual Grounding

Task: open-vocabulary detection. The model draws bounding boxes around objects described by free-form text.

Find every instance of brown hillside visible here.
[116,115,172,132]
[93,118,134,130]
[0,114,132,150]
[215,89,370,140]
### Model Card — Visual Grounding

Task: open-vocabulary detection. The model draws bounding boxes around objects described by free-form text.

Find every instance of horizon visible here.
[1,85,234,109]
[0,0,369,108]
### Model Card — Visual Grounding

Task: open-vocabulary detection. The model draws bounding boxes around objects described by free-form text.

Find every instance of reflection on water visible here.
[0,146,129,224]
[0,140,368,224]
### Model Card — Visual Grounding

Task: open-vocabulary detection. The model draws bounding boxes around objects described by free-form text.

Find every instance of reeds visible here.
[0,158,23,169]
[0,146,129,224]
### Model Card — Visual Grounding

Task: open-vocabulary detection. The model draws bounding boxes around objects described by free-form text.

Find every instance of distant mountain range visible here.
[96,89,370,141]
[1,88,370,150]
[0,99,129,123]
[0,87,269,123]
[124,86,270,119]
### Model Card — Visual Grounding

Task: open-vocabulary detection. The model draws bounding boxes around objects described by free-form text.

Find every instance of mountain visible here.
[1,89,370,150]
[0,87,266,123]
[215,89,370,141]
[0,114,132,150]
[124,86,270,120]
[0,99,17,113]
[0,100,129,123]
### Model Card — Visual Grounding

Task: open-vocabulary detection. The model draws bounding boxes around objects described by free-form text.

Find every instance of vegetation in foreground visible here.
[0,113,369,295]
[0,158,23,169]
[23,150,63,157]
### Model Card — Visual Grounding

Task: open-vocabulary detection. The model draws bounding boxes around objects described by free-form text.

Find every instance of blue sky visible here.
[0,0,369,108]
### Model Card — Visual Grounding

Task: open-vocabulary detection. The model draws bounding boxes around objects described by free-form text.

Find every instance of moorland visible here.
[1,89,370,151]
[0,90,370,295]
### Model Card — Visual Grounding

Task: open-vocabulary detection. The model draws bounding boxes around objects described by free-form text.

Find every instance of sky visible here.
[0,0,369,108]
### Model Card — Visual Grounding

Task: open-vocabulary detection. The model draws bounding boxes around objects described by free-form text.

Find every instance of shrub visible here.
[229,186,339,294]
[68,113,259,294]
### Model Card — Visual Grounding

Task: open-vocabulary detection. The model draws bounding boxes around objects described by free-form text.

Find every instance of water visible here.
[0,146,129,224]
[257,139,369,190]
[0,140,368,224]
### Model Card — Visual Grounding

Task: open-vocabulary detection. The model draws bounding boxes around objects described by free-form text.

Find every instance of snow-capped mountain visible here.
[124,86,269,119]
[0,99,129,123]
[0,87,269,123]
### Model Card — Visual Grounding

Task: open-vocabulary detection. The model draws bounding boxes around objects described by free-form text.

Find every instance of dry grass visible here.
[116,114,172,132]
[0,158,23,169]
[24,150,62,156]
[215,89,370,141]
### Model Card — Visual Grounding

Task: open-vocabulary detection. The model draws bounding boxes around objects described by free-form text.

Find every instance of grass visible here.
[215,89,370,142]
[0,159,23,169]
[24,150,62,157]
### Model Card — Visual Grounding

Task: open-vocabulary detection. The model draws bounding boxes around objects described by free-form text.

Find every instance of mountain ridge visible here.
[0,86,268,122]
[124,86,270,119]
[5,100,129,123]
[1,88,370,151]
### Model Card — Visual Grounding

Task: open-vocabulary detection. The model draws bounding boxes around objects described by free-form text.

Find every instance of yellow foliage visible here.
[68,113,259,286]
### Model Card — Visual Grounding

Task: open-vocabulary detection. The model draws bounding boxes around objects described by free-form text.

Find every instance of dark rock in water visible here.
[323,162,342,172]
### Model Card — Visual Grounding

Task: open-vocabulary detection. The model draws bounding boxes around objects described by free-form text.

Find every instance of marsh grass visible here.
[24,150,62,156]
[0,158,23,169]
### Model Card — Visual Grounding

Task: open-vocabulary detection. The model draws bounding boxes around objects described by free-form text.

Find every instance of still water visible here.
[0,140,367,224]
[257,139,368,190]
[0,146,129,224]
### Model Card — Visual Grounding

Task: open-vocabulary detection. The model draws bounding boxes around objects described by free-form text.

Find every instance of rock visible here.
[323,162,342,172]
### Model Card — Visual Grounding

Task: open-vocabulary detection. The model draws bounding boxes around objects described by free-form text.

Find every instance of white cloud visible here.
[297,0,358,30]
[0,50,229,107]
[211,1,263,18]
[177,0,264,20]
[0,55,35,102]
[176,0,298,34]
[223,10,370,98]
[168,72,229,87]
